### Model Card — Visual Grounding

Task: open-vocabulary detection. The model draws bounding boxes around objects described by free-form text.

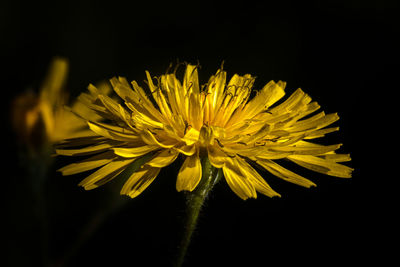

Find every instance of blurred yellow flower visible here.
[12,57,110,147]
[57,63,353,199]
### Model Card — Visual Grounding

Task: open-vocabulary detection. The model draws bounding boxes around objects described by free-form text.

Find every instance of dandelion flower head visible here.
[12,57,109,146]
[57,63,353,199]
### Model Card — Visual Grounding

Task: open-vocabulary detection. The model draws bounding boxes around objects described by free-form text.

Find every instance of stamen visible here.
[200,82,209,92]
[173,60,186,75]
[215,138,224,147]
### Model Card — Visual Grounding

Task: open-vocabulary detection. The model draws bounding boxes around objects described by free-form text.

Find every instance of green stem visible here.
[27,145,53,267]
[175,157,222,267]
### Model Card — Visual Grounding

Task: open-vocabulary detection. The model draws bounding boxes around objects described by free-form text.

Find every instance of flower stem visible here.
[175,157,221,267]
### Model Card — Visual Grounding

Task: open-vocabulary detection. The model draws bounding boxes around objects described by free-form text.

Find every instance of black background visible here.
[3,0,397,266]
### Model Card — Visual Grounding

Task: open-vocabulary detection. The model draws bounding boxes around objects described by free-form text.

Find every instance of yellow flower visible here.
[57,63,353,199]
[12,57,111,147]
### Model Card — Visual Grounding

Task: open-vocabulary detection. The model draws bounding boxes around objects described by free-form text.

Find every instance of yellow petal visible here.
[251,150,292,160]
[176,153,202,192]
[183,64,200,95]
[182,127,200,146]
[40,57,69,106]
[113,145,159,158]
[160,74,178,113]
[140,129,177,148]
[175,143,196,156]
[75,89,105,119]
[58,151,116,175]
[109,76,139,104]
[288,154,353,178]
[155,89,173,121]
[161,73,184,118]
[199,125,215,146]
[127,103,164,129]
[223,142,277,158]
[146,149,179,167]
[268,88,308,115]
[240,124,271,144]
[304,127,340,139]
[146,71,174,121]
[218,74,254,126]
[145,70,158,93]
[230,80,285,124]
[261,80,286,107]
[207,145,228,168]
[87,121,139,141]
[56,135,105,148]
[263,133,307,148]
[56,142,113,156]
[130,78,166,123]
[70,98,103,123]
[222,158,257,200]
[206,69,226,121]
[168,114,186,137]
[38,100,55,139]
[270,142,342,155]
[289,100,320,122]
[321,153,351,162]
[78,158,135,190]
[98,94,129,122]
[236,157,281,198]
[137,71,154,96]
[256,158,316,188]
[289,113,339,132]
[120,165,161,198]
[188,92,203,130]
